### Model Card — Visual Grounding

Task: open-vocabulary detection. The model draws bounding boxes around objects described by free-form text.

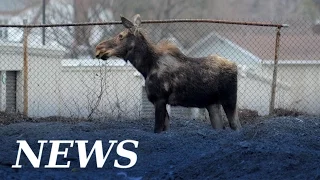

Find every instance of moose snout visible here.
[95,48,113,60]
[95,39,116,59]
[95,45,104,58]
[95,50,102,58]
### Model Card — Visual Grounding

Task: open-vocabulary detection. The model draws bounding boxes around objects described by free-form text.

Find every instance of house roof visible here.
[186,31,262,64]
[181,19,320,62]
[222,19,320,61]
[225,32,320,61]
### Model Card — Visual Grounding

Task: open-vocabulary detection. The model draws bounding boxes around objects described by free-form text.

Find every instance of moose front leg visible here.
[154,99,167,133]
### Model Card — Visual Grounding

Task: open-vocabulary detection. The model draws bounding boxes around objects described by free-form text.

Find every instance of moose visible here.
[95,14,242,133]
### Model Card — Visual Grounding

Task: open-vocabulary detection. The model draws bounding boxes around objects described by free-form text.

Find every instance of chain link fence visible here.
[0,18,319,124]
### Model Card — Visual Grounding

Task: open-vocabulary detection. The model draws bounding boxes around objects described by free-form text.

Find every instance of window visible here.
[0,19,8,40]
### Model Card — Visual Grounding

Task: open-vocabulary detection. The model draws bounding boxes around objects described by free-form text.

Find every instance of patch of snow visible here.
[61,58,130,67]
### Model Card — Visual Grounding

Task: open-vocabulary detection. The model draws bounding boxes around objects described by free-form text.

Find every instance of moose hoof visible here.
[154,129,163,133]
[163,125,169,131]
[230,124,242,131]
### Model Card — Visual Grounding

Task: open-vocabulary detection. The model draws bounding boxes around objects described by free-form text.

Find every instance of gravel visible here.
[0,116,319,180]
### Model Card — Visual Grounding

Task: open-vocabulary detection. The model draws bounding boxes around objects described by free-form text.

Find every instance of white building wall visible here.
[1,43,320,118]
[0,71,6,111]
[238,70,293,115]
[57,66,144,119]
[0,43,65,116]
[262,62,320,115]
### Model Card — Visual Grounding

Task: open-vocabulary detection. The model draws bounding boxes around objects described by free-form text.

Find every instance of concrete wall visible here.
[35,62,320,117]
[262,62,320,115]
[237,69,293,115]
[0,43,145,118]
[0,43,65,116]
[57,66,144,119]
[1,43,319,118]
[0,71,6,111]
[25,54,63,117]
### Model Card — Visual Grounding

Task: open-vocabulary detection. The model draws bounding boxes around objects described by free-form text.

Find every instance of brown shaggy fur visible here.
[95,14,242,133]
[156,41,184,57]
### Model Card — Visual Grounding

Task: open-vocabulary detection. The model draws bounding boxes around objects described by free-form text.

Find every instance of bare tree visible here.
[145,0,207,39]
[45,0,115,58]
[302,0,320,21]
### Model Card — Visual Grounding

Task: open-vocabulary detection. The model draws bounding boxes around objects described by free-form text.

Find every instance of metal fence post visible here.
[23,19,29,117]
[269,27,282,115]
[42,0,46,45]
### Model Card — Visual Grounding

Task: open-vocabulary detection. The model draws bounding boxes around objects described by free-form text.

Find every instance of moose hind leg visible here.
[222,100,242,130]
[154,99,167,133]
[206,104,224,129]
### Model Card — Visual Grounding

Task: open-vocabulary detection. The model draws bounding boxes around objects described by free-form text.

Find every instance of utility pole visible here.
[42,0,46,45]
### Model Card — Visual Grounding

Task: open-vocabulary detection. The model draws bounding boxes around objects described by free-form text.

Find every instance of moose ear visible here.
[133,14,141,27]
[120,15,134,29]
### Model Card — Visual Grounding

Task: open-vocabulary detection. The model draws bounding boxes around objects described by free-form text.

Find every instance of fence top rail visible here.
[0,19,289,28]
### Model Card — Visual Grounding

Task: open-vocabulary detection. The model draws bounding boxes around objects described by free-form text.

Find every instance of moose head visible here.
[95,14,146,61]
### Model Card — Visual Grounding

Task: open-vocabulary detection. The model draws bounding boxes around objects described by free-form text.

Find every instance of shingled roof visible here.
[226,33,320,61]
[225,20,320,61]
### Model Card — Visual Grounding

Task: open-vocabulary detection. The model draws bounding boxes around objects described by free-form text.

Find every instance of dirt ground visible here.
[0,113,319,180]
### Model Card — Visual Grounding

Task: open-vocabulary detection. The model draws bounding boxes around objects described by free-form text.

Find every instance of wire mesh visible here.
[0,19,318,123]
